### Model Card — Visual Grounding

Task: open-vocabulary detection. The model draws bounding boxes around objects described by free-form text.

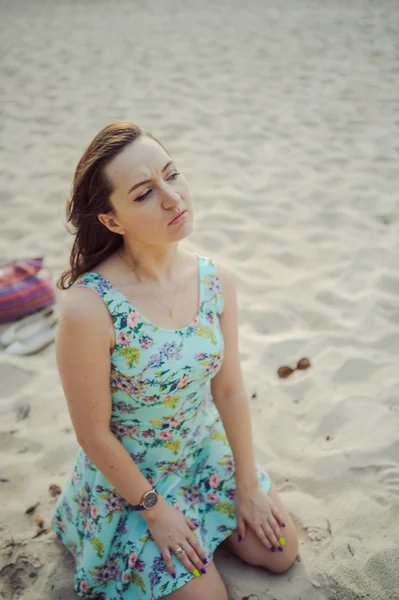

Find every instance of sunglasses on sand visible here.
[277,357,311,379]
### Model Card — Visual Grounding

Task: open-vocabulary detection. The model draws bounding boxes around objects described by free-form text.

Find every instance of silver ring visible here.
[174,546,185,557]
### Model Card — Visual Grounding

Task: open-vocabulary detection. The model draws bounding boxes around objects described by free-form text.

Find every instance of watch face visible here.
[143,491,158,509]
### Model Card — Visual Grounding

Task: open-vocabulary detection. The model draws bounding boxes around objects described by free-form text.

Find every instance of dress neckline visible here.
[84,253,203,333]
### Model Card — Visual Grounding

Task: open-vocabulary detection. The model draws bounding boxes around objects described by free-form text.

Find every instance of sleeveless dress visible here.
[51,255,271,600]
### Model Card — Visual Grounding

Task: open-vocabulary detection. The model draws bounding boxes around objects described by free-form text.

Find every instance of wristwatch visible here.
[131,488,159,511]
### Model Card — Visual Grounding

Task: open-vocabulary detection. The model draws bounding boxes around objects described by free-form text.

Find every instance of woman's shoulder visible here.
[57,283,115,351]
[59,279,111,327]
[57,285,115,361]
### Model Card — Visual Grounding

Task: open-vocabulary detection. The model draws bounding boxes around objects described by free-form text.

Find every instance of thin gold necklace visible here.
[118,251,179,319]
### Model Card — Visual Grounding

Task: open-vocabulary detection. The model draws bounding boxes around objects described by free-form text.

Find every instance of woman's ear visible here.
[98,213,126,235]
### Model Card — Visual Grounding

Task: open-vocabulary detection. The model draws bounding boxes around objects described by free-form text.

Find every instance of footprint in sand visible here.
[0,555,41,598]
[333,358,379,383]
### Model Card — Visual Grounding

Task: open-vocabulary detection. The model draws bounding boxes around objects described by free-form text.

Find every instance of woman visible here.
[52,121,299,600]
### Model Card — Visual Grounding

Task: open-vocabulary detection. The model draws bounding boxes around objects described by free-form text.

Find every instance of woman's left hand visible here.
[235,484,285,550]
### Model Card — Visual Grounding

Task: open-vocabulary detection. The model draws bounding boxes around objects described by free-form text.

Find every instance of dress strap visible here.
[198,255,224,317]
[71,272,120,311]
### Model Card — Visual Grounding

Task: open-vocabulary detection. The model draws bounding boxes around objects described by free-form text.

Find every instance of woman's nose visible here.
[161,184,181,208]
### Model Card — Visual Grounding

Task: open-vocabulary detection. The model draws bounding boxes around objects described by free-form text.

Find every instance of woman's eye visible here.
[135,172,179,202]
[136,190,151,202]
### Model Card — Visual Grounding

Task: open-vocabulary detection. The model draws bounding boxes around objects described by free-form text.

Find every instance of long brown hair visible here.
[58,121,156,289]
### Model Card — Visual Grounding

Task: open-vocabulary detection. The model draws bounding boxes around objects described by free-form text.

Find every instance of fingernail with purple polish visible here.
[172,572,176,579]
[238,533,242,542]
[278,546,283,552]
[270,546,276,552]
[282,523,286,528]
[202,558,209,565]
[201,568,207,575]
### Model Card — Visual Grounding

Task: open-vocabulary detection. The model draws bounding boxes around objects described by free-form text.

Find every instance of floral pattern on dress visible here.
[51,255,271,599]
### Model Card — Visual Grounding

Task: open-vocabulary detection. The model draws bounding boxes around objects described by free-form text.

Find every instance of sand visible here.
[1,0,399,598]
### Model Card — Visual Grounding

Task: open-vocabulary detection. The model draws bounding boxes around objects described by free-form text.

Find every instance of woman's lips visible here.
[169,210,188,225]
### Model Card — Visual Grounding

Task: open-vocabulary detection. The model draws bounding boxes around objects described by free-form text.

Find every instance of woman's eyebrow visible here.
[128,160,174,194]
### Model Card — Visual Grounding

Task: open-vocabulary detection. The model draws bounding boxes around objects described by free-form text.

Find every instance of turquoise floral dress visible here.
[51,255,271,599]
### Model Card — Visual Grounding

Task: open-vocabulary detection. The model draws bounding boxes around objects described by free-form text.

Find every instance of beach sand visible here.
[1,0,399,598]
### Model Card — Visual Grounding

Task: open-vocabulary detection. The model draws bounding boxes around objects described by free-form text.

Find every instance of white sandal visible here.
[0,306,57,347]
[4,310,58,356]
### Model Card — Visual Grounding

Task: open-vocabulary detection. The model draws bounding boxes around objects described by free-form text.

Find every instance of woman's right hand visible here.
[142,496,208,578]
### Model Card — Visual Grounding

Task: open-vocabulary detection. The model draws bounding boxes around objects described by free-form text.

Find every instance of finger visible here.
[262,521,280,549]
[267,498,284,528]
[173,543,198,576]
[188,534,209,566]
[268,513,283,544]
[183,539,207,574]
[185,516,199,530]
[161,548,177,578]
[236,515,246,543]
[255,524,272,550]
[272,505,286,529]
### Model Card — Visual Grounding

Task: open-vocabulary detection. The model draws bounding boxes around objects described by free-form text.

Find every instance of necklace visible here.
[118,250,179,319]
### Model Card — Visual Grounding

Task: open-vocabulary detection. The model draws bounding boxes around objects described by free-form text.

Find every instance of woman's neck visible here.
[118,242,183,284]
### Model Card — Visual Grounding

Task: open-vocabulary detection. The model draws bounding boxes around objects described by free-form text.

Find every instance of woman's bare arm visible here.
[56,286,159,514]
[210,265,259,492]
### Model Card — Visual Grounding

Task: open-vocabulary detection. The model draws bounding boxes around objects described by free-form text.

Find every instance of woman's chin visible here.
[170,220,194,241]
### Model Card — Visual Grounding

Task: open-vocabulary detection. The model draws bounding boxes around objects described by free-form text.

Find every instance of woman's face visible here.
[101,136,194,246]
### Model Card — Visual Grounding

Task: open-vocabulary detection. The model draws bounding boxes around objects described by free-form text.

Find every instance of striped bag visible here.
[0,257,56,324]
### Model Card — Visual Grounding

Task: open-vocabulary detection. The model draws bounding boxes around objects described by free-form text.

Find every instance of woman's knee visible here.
[224,493,300,574]
[163,561,228,600]
[261,529,299,573]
